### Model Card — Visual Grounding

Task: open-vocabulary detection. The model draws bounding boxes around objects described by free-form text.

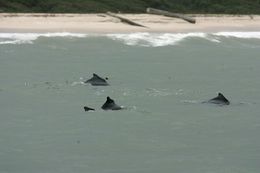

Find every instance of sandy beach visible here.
[0,13,260,33]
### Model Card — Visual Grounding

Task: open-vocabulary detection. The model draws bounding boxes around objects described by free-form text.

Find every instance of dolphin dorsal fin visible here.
[218,93,229,103]
[84,106,95,111]
[107,96,112,101]
[107,96,114,103]
[218,93,224,98]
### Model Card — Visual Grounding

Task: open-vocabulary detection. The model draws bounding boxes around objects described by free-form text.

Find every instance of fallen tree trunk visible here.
[146,8,196,24]
[106,12,147,28]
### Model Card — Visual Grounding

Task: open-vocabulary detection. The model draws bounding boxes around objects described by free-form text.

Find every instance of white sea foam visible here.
[145,88,172,96]
[213,32,260,39]
[107,32,207,47]
[107,32,260,46]
[1,32,260,46]
[0,32,87,45]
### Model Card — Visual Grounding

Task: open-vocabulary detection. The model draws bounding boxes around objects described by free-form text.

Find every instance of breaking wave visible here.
[0,32,87,45]
[0,31,260,46]
[213,32,260,39]
[106,32,207,47]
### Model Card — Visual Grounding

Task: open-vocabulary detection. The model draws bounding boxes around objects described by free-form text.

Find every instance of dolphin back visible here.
[101,97,122,110]
[207,93,230,105]
[85,73,109,86]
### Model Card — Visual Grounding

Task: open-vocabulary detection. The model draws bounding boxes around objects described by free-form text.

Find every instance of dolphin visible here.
[101,97,122,110]
[85,73,109,86]
[84,106,95,111]
[206,93,230,105]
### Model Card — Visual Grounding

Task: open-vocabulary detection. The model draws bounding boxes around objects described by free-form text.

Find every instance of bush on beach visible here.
[0,0,260,14]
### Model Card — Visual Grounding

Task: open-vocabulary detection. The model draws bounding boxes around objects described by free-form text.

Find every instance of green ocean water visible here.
[0,33,260,173]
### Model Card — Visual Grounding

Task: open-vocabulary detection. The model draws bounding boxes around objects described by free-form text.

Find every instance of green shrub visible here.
[0,0,260,14]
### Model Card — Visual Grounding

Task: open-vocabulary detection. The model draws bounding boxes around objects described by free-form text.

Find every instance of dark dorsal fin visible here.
[218,93,229,102]
[207,92,230,105]
[85,73,109,86]
[218,93,224,97]
[93,73,106,81]
[106,96,114,104]
[102,96,122,110]
[84,106,95,111]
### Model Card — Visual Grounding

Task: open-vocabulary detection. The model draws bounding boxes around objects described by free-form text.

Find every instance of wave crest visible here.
[107,32,207,47]
[0,32,87,45]
[213,32,260,39]
[1,32,260,46]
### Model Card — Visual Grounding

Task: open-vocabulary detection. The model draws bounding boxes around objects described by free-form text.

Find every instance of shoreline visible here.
[0,13,260,33]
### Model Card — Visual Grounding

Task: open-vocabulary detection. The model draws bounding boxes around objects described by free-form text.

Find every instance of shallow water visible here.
[0,32,260,173]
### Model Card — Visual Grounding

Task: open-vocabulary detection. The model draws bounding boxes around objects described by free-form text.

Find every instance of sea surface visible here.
[0,32,260,173]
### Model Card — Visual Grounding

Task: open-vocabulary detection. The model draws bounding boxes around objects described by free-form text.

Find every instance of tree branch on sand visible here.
[147,8,196,24]
[106,12,148,28]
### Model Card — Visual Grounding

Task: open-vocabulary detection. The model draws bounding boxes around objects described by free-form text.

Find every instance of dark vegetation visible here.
[0,0,260,14]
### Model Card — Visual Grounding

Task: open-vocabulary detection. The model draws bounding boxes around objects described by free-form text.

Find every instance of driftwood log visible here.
[147,8,196,24]
[106,12,147,28]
